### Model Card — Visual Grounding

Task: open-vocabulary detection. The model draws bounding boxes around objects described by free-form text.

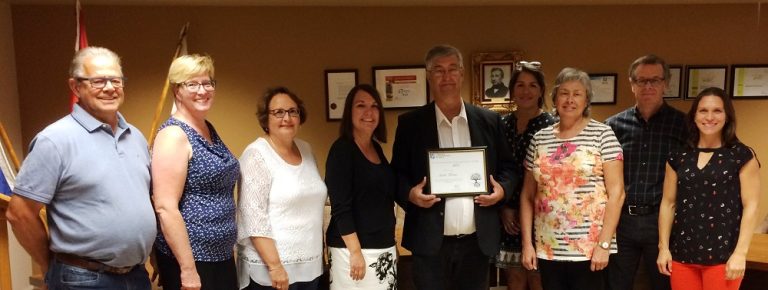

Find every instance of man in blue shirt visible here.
[5,47,156,290]
[605,54,687,290]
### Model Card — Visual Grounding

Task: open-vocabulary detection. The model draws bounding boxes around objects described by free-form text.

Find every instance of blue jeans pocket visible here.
[59,264,100,285]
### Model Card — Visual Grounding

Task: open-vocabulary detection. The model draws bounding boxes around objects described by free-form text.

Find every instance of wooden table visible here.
[747,233,768,271]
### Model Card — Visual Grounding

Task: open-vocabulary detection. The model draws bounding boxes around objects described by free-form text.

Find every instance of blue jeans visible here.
[46,259,151,290]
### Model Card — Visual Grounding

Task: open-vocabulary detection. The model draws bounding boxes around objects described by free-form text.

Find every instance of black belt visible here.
[54,252,136,275]
[444,233,476,240]
[624,204,658,216]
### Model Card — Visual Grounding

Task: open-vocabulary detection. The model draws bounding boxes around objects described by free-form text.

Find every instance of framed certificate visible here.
[324,69,358,121]
[685,65,727,99]
[730,64,768,99]
[427,147,488,196]
[588,73,617,105]
[664,65,683,99]
[372,65,429,109]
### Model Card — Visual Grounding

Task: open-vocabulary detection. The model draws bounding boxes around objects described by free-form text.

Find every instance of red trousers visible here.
[670,261,742,290]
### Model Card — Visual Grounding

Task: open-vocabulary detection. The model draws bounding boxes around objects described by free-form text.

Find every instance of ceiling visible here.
[5,0,764,6]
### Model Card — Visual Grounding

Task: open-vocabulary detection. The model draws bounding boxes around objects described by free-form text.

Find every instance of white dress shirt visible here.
[434,102,476,236]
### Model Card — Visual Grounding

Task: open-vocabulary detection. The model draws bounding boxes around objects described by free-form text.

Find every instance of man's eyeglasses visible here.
[632,78,665,87]
[428,67,463,78]
[516,61,542,71]
[269,108,301,118]
[179,81,216,92]
[76,77,125,89]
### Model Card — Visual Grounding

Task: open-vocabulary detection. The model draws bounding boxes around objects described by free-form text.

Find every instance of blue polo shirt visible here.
[13,104,156,267]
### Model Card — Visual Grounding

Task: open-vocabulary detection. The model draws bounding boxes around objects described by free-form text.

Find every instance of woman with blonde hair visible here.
[152,54,240,290]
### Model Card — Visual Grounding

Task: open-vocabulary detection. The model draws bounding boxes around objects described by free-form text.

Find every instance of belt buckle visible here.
[628,205,639,216]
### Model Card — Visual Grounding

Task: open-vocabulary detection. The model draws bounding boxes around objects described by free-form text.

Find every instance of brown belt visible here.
[54,252,136,275]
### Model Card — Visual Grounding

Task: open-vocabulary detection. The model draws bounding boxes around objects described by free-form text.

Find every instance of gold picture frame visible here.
[471,51,524,114]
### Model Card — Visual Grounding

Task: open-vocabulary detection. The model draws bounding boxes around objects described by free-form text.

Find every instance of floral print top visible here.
[526,119,623,261]
[668,143,755,265]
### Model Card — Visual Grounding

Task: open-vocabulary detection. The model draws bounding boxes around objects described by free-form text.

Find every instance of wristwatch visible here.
[599,241,610,250]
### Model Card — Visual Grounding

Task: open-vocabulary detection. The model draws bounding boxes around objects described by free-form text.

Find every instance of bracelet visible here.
[268,265,283,272]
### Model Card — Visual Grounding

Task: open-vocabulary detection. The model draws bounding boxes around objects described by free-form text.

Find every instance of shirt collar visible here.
[435,101,468,126]
[631,101,672,121]
[71,104,128,133]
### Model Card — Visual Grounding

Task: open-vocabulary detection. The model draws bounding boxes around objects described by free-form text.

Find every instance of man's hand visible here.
[475,175,504,206]
[409,177,441,208]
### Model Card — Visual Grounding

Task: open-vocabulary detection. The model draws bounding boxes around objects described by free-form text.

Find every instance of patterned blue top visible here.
[155,117,240,262]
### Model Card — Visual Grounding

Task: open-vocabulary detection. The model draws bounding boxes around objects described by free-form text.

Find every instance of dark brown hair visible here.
[686,87,739,148]
[339,84,387,143]
[256,87,307,133]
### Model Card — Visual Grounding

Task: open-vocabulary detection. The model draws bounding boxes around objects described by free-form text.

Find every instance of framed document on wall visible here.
[324,69,358,121]
[372,65,428,109]
[685,65,727,99]
[730,64,768,99]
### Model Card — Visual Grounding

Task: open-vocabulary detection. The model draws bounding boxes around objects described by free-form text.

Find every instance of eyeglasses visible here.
[516,61,542,71]
[428,67,463,78]
[632,78,665,87]
[269,108,300,118]
[179,81,216,92]
[76,77,125,89]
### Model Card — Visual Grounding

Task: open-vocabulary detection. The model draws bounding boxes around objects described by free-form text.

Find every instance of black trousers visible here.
[412,234,490,290]
[155,249,238,290]
[539,259,604,290]
[246,276,321,290]
[606,211,670,290]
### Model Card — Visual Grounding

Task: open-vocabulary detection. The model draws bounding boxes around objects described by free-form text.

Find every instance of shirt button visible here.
[642,162,646,166]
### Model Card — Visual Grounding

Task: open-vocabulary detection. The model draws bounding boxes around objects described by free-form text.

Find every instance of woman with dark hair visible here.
[237,87,327,290]
[325,84,397,290]
[657,87,760,290]
[496,61,555,290]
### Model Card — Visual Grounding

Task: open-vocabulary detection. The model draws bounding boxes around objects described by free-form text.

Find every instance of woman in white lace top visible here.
[237,87,328,290]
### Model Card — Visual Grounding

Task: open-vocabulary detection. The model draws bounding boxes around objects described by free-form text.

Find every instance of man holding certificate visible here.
[391,44,517,290]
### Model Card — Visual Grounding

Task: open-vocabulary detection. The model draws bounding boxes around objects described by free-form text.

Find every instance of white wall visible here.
[1,1,33,290]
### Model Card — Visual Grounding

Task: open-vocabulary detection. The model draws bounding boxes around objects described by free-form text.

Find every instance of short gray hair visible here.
[424,44,464,70]
[69,47,122,78]
[551,67,592,117]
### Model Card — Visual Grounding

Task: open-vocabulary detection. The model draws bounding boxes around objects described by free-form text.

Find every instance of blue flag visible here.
[0,166,11,196]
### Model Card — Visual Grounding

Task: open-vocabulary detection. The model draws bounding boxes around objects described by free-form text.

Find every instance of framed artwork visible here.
[685,65,727,99]
[589,73,617,105]
[372,65,428,109]
[730,64,768,99]
[471,51,524,112]
[664,65,683,99]
[324,69,358,121]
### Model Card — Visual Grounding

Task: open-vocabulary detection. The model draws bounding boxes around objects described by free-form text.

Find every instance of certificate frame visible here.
[427,147,488,197]
[324,69,358,121]
[685,65,728,100]
[588,73,617,105]
[729,64,768,99]
[372,65,429,109]
[470,51,524,113]
[663,65,683,100]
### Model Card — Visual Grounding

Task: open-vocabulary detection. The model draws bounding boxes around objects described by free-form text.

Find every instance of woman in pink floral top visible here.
[520,68,626,290]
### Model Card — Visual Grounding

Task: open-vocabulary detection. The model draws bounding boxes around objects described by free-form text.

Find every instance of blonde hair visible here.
[168,54,214,84]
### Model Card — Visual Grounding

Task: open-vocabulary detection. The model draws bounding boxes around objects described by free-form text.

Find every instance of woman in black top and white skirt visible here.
[325,84,398,290]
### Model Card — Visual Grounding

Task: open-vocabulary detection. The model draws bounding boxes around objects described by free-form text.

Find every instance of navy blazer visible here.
[391,102,518,256]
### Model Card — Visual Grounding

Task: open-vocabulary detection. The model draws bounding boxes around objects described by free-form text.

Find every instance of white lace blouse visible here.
[236,137,327,288]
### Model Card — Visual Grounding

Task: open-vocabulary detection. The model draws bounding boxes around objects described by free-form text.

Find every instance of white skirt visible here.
[328,246,397,290]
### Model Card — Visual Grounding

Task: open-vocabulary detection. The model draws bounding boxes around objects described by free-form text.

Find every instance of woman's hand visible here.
[656,248,673,276]
[268,264,289,289]
[521,244,538,270]
[725,253,746,280]
[180,268,201,290]
[500,207,521,235]
[590,247,609,271]
[349,250,367,280]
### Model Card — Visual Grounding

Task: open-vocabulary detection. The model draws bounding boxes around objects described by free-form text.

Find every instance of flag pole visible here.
[148,22,189,148]
[0,121,21,173]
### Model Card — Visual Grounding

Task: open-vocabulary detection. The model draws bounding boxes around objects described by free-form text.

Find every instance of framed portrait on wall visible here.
[730,64,768,99]
[664,65,683,99]
[471,51,524,112]
[324,69,358,121]
[685,65,727,99]
[372,65,429,109]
